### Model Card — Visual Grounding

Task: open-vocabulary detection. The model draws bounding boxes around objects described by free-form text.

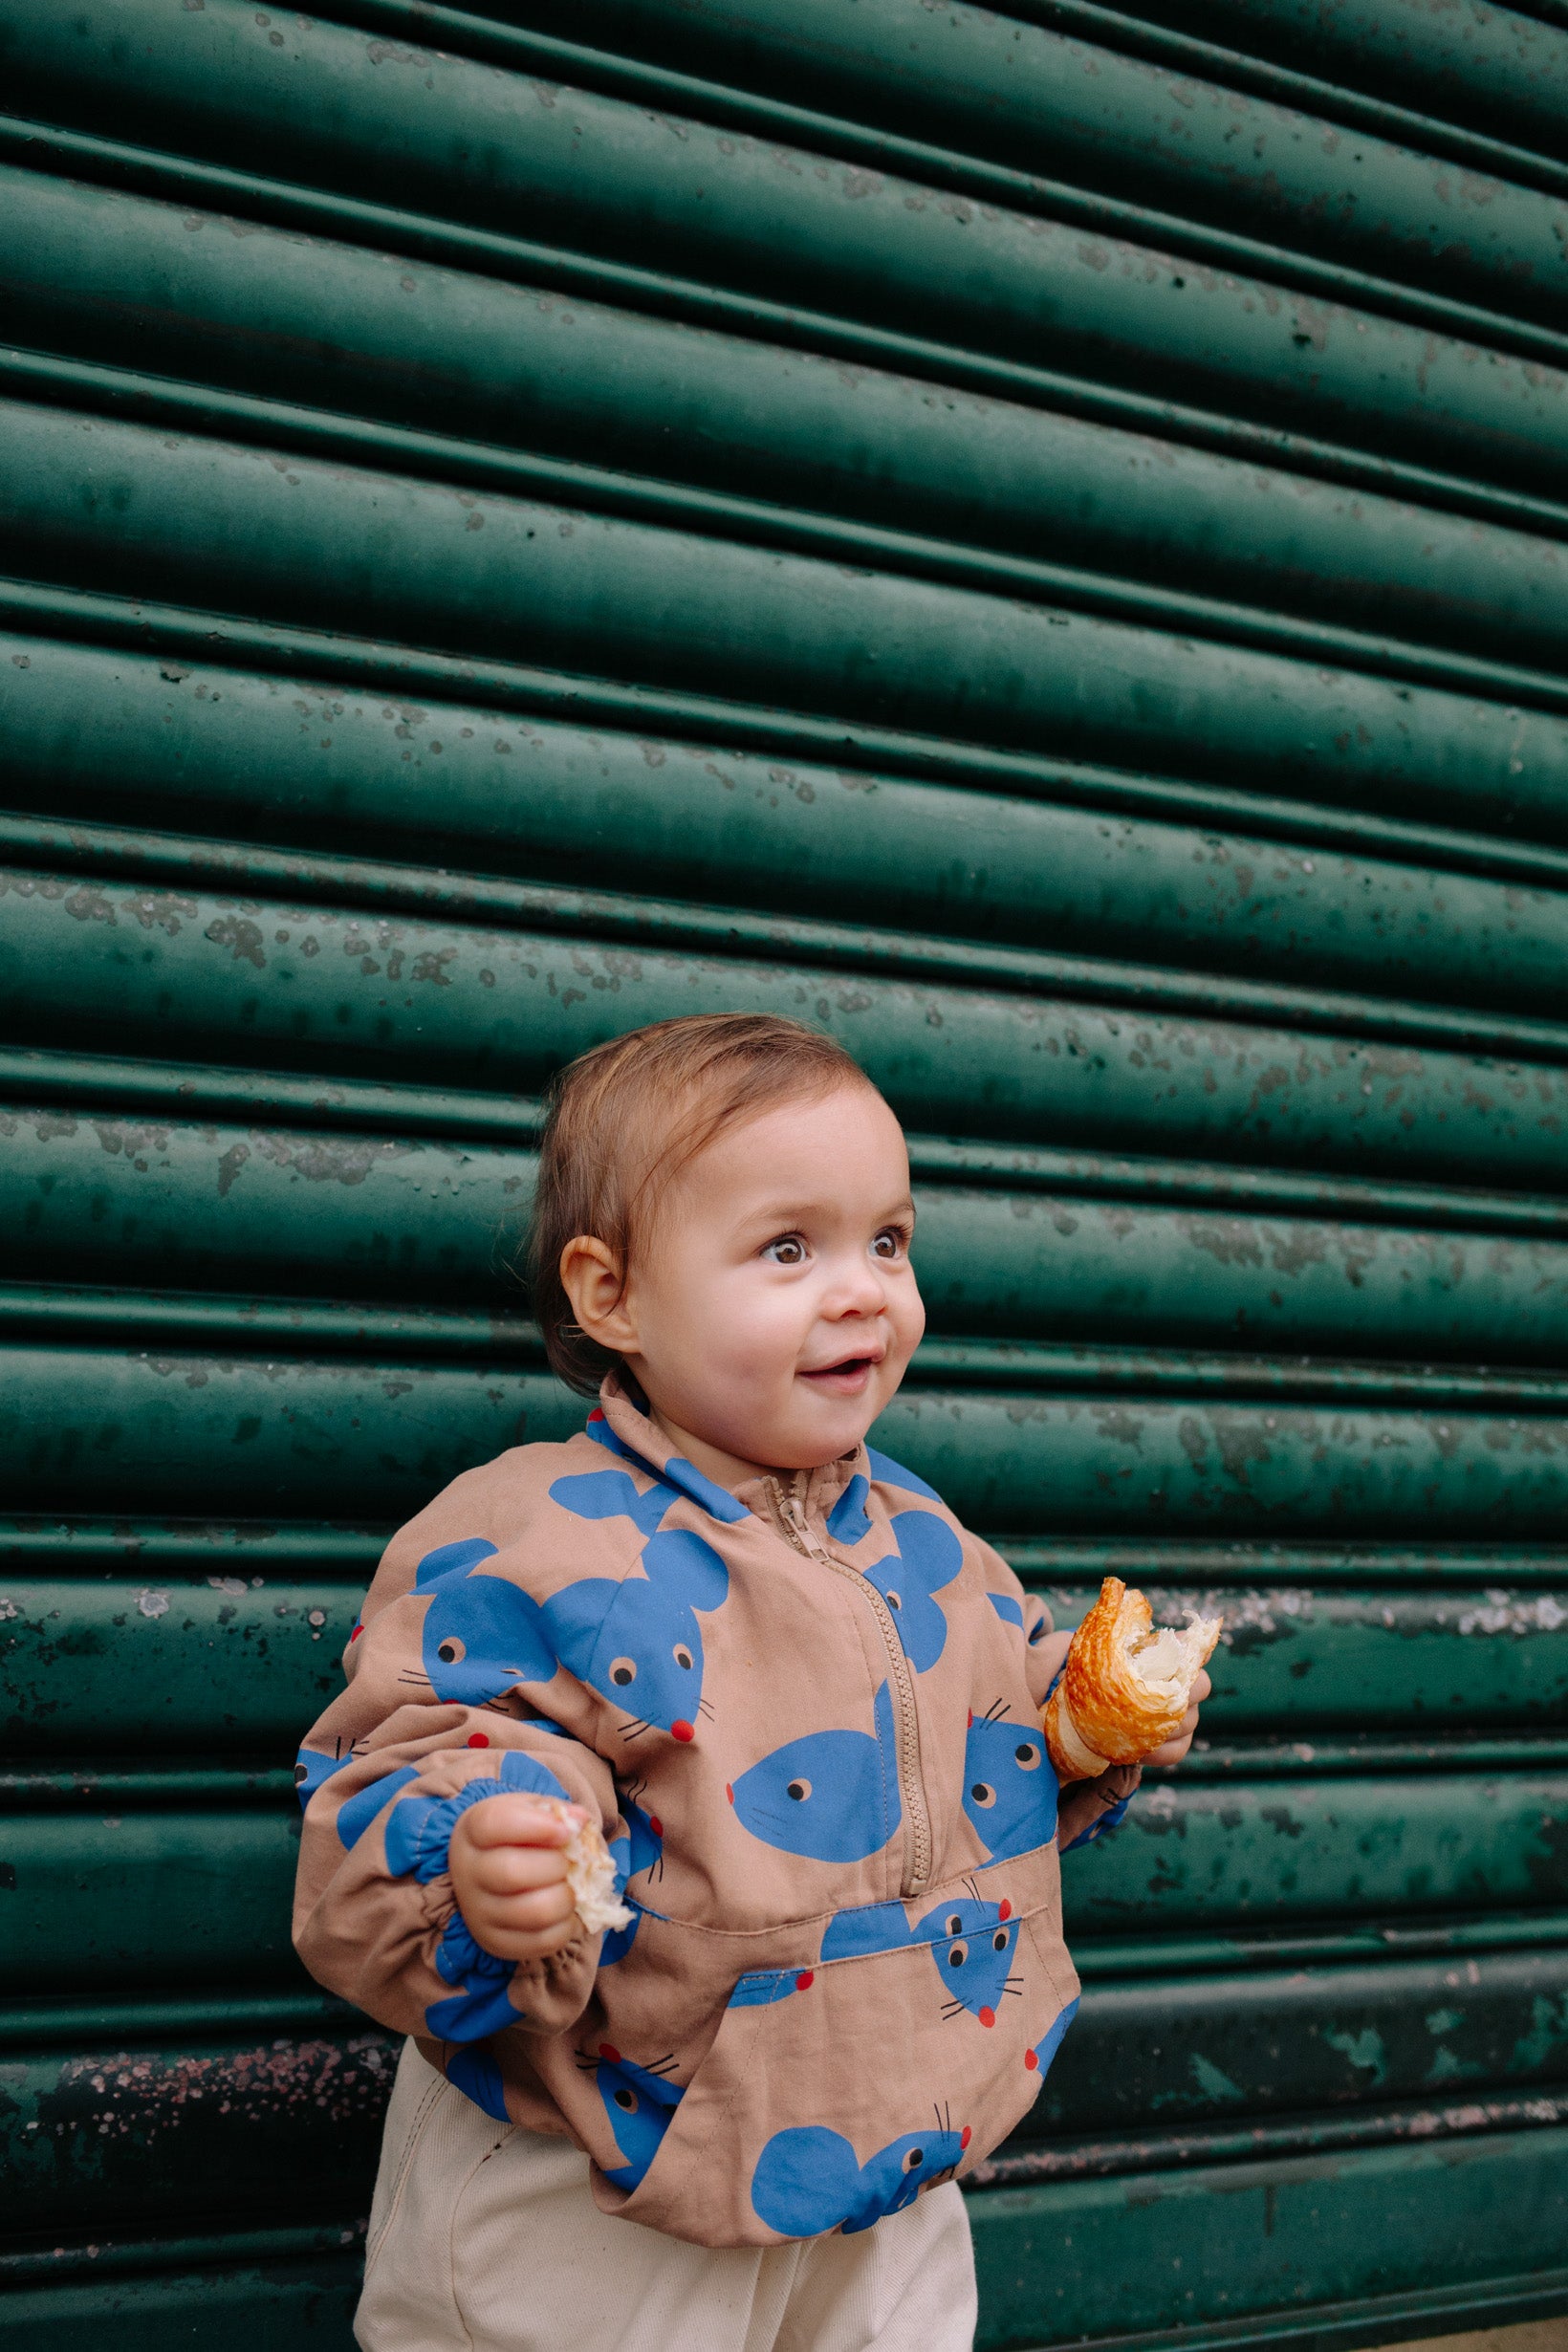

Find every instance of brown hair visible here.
[530,1013,877,1395]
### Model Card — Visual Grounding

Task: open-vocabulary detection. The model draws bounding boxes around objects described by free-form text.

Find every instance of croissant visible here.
[534,1797,633,1933]
[1042,1579,1223,1783]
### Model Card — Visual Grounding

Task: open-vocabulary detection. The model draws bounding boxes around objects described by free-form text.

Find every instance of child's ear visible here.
[559,1234,640,1355]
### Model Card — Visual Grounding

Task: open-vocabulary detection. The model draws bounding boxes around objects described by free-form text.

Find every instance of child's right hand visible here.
[447,1796,588,1962]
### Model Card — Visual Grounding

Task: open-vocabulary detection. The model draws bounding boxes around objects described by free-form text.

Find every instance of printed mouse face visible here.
[728,1682,900,1862]
[751,2118,970,2238]
[416,1540,555,1707]
[920,1896,1021,2027]
[963,1710,1058,1862]
[545,1527,729,1739]
[592,2053,684,2192]
[412,1521,729,1736]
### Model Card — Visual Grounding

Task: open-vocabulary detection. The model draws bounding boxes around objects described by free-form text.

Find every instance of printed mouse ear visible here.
[414,1536,499,1592]
[751,2124,861,2238]
[641,1528,730,1612]
[886,1510,963,1592]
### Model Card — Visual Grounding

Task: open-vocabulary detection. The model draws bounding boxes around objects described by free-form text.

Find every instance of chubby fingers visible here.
[1141,1671,1213,1770]
[447,1795,590,1963]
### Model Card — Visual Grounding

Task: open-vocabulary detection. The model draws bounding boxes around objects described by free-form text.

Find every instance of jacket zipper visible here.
[768,1476,933,1899]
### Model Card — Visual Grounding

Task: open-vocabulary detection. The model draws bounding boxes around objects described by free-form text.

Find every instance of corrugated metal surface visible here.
[2,0,1566,2343]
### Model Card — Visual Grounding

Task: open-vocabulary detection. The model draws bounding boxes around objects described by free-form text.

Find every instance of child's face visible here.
[615,1082,926,1477]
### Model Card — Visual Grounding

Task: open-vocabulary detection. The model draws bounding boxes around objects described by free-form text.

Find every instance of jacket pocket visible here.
[599,1858,1078,2247]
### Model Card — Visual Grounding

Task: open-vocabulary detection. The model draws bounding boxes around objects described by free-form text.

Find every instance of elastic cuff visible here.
[1061,1792,1133,1851]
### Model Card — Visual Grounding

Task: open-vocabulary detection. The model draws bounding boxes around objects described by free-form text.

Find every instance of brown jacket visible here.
[293,1378,1136,2246]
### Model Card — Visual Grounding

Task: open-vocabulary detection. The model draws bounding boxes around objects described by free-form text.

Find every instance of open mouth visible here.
[798,1351,882,1393]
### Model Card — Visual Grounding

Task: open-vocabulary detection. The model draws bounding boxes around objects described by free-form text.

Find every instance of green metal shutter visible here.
[2,0,1567,2342]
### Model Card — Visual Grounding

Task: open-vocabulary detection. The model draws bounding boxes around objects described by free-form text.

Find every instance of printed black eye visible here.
[437,1639,463,1665]
[992,1928,1009,1950]
[786,1777,812,1802]
[294,1763,308,1783]
[610,1657,638,1687]
[885,1588,903,1609]
[947,1942,969,1969]
[903,2146,925,2171]
[970,1781,996,1807]
[946,1914,962,1935]
[672,1644,693,1670]
[1014,1742,1041,1770]
[613,2087,637,2113]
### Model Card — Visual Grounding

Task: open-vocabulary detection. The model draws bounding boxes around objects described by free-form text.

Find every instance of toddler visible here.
[293,1013,1206,2352]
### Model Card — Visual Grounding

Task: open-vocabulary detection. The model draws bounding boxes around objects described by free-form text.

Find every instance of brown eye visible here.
[672,1644,693,1670]
[437,1638,465,1665]
[610,1658,637,1687]
[970,1781,996,1809]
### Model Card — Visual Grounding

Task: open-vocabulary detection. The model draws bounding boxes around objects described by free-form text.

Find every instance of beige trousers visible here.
[357,2041,978,2352]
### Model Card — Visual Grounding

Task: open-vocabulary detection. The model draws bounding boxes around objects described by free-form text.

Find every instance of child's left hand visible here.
[1140,1669,1210,1768]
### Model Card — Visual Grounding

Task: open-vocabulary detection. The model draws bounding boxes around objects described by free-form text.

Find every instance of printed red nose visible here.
[978,2006,995,2028]
[726,1784,734,1804]
[960,2126,972,2149]
[997,1901,1012,1921]
[795,1971,815,1992]
[1024,2050,1039,2071]
[671,1720,695,1743]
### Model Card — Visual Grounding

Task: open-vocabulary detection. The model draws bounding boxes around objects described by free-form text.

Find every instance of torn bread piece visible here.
[1042,1578,1223,1783]
[533,1796,633,1934]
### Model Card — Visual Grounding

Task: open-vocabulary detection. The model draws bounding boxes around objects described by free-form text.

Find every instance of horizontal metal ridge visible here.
[0,1518,388,1571]
[14,817,1568,1066]
[1004,1540,1568,1587]
[1157,1736,1568,1780]
[1071,1907,1568,1979]
[0,1283,543,1360]
[910,1342,1568,1407]
[0,1765,294,1810]
[0,2220,365,2290]
[12,578,1568,892]
[0,1988,362,2052]
[207,0,1568,366]
[970,2088,1568,2189]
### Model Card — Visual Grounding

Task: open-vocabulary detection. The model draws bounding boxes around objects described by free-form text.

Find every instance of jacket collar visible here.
[593,1374,864,1534]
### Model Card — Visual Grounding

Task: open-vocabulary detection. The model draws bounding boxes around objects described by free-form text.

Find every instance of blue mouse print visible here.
[416,1539,556,1709]
[728,1683,901,1862]
[820,1890,1021,2027]
[925,1896,1021,2027]
[585,2048,685,2192]
[413,1526,729,1740]
[543,1526,730,1743]
[963,1708,1057,1863]
[861,1510,963,1672]
[548,1468,675,1541]
[751,2115,970,2237]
